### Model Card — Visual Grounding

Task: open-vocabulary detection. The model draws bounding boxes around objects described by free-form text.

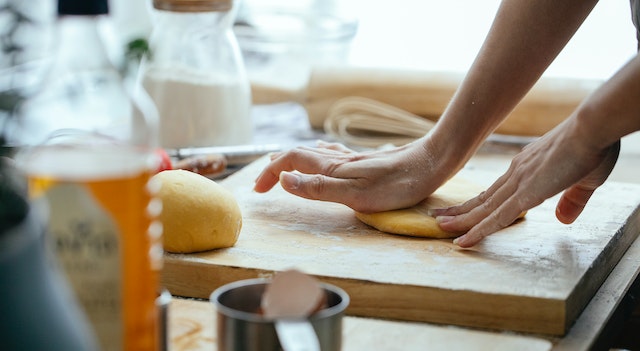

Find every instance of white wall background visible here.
[344,0,637,80]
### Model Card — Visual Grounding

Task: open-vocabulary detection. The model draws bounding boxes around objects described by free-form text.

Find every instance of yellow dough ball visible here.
[152,169,242,253]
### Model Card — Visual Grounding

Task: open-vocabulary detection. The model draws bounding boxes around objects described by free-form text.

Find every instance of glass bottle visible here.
[143,0,253,150]
[13,0,163,350]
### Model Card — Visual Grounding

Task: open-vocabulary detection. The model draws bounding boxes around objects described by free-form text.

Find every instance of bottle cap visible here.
[153,0,232,12]
[58,0,108,15]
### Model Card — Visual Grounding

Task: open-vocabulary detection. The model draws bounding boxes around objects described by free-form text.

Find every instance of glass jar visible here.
[234,0,358,104]
[143,0,253,150]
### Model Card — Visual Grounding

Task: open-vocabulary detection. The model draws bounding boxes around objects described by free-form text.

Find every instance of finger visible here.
[555,185,594,224]
[453,199,526,247]
[254,147,353,193]
[316,140,355,153]
[262,146,344,173]
[434,170,516,226]
[432,168,515,217]
[431,191,490,217]
[269,151,284,161]
[279,171,365,208]
[438,177,526,244]
[556,166,606,223]
[254,167,281,193]
[437,196,501,233]
[556,142,618,224]
[436,195,497,234]
[255,149,323,192]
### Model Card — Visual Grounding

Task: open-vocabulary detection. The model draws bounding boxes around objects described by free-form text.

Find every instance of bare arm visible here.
[253,0,600,213]
[429,0,600,168]
[436,54,640,247]
[575,55,640,150]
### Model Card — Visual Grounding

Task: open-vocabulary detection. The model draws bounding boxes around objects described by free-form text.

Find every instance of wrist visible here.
[422,119,488,174]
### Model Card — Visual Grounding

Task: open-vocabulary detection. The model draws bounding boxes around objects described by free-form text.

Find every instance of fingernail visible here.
[279,171,300,190]
[453,235,466,246]
[254,171,264,183]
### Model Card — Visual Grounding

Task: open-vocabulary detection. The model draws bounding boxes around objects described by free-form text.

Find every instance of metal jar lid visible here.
[153,0,232,12]
[58,0,109,15]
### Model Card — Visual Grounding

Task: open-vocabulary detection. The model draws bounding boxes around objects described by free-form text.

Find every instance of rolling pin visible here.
[251,66,602,137]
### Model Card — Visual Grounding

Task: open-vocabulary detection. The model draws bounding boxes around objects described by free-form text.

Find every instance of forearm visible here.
[574,54,640,151]
[427,0,599,169]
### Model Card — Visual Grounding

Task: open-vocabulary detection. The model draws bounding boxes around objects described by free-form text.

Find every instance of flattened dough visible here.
[356,177,506,239]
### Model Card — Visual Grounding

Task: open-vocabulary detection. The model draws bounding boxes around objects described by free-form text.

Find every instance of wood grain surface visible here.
[169,298,553,351]
[251,66,600,136]
[162,156,640,336]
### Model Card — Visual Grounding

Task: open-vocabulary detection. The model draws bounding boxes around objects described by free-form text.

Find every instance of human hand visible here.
[254,139,455,213]
[433,119,620,248]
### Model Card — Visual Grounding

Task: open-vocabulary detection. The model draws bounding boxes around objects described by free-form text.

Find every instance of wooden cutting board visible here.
[162,156,640,336]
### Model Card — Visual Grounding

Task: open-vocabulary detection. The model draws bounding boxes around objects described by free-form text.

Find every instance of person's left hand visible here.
[432,117,620,248]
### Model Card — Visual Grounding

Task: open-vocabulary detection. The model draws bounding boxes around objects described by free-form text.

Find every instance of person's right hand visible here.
[253,138,455,213]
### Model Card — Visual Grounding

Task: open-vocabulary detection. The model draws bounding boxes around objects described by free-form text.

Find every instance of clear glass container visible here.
[234,0,358,103]
[143,0,253,150]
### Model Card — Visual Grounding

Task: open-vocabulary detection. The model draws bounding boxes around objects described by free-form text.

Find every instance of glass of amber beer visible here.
[18,134,162,351]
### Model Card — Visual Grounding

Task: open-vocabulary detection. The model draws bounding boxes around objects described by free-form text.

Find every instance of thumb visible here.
[279,171,302,192]
[556,141,620,224]
[279,171,370,211]
[555,185,595,224]
[279,171,330,202]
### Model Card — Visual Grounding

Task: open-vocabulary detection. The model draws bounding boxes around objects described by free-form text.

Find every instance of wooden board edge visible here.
[564,204,640,334]
[162,256,567,336]
[318,275,567,336]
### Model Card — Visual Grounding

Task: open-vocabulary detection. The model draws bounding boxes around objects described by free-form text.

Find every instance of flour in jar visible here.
[143,68,253,149]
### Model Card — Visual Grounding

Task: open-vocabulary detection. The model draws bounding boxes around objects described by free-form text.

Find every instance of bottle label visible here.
[42,183,123,351]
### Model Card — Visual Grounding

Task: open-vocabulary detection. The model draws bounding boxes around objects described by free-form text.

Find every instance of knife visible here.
[167,143,282,166]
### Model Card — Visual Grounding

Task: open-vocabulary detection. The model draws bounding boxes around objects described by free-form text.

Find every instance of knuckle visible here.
[476,190,488,202]
[480,194,499,213]
[287,147,307,160]
[489,206,517,229]
[306,174,327,196]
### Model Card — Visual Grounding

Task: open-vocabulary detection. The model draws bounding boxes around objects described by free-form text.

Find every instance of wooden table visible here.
[166,132,640,351]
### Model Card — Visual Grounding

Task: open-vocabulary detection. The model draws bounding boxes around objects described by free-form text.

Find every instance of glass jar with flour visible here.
[144,0,253,149]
